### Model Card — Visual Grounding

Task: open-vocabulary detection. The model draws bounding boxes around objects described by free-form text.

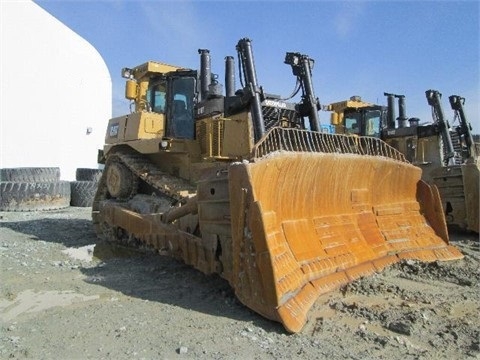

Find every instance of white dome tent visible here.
[0,0,111,181]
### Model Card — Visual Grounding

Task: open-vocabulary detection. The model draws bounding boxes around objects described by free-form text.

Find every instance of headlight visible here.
[160,140,169,150]
[121,67,133,79]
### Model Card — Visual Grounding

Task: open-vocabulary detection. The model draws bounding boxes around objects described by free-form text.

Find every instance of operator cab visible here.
[147,72,197,139]
[343,106,384,137]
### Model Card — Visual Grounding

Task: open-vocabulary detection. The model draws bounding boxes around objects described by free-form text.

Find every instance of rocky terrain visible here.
[1,207,479,359]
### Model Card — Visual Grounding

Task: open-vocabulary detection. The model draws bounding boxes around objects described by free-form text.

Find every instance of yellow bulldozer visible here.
[93,38,462,333]
[325,92,479,233]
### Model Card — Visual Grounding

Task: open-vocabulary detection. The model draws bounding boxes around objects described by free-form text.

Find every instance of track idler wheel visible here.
[105,162,137,199]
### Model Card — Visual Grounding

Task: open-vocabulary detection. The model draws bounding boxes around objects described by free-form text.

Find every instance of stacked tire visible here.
[0,167,71,211]
[70,168,103,207]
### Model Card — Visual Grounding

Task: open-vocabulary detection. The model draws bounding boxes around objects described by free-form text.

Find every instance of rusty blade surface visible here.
[228,151,463,333]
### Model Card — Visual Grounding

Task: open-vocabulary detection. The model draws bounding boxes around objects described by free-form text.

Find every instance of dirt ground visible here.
[0,207,478,360]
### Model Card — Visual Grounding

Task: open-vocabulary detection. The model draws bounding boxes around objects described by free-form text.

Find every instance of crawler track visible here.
[92,147,197,246]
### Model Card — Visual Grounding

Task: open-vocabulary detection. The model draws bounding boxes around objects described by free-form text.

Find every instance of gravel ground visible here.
[0,207,479,360]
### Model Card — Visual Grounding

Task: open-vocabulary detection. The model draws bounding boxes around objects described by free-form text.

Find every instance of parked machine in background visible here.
[93,38,462,333]
[325,91,479,233]
[424,91,479,233]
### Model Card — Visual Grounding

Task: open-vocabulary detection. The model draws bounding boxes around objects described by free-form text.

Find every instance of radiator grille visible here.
[196,118,225,157]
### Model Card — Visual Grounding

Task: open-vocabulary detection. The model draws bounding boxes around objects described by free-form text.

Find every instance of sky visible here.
[35,0,479,133]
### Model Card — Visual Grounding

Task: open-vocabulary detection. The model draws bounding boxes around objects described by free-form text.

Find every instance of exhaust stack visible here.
[396,95,409,128]
[384,92,396,129]
[198,49,212,101]
[225,56,236,97]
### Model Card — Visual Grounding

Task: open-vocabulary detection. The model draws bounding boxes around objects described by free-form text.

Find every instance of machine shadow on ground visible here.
[1,215,286,333]
[1,216,96,247]
[82,242,286,334]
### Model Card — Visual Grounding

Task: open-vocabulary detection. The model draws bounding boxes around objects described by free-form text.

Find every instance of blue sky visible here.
[35,0,479,132]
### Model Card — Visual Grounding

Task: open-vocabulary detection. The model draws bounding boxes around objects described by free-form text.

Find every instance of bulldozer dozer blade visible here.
[228,151,463,333]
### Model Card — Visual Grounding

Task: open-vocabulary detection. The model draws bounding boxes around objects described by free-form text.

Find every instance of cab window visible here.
[147,82,167,113]
[344,113,360,134]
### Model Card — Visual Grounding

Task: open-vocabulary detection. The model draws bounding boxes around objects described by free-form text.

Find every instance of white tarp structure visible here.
[0,0,111,180]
